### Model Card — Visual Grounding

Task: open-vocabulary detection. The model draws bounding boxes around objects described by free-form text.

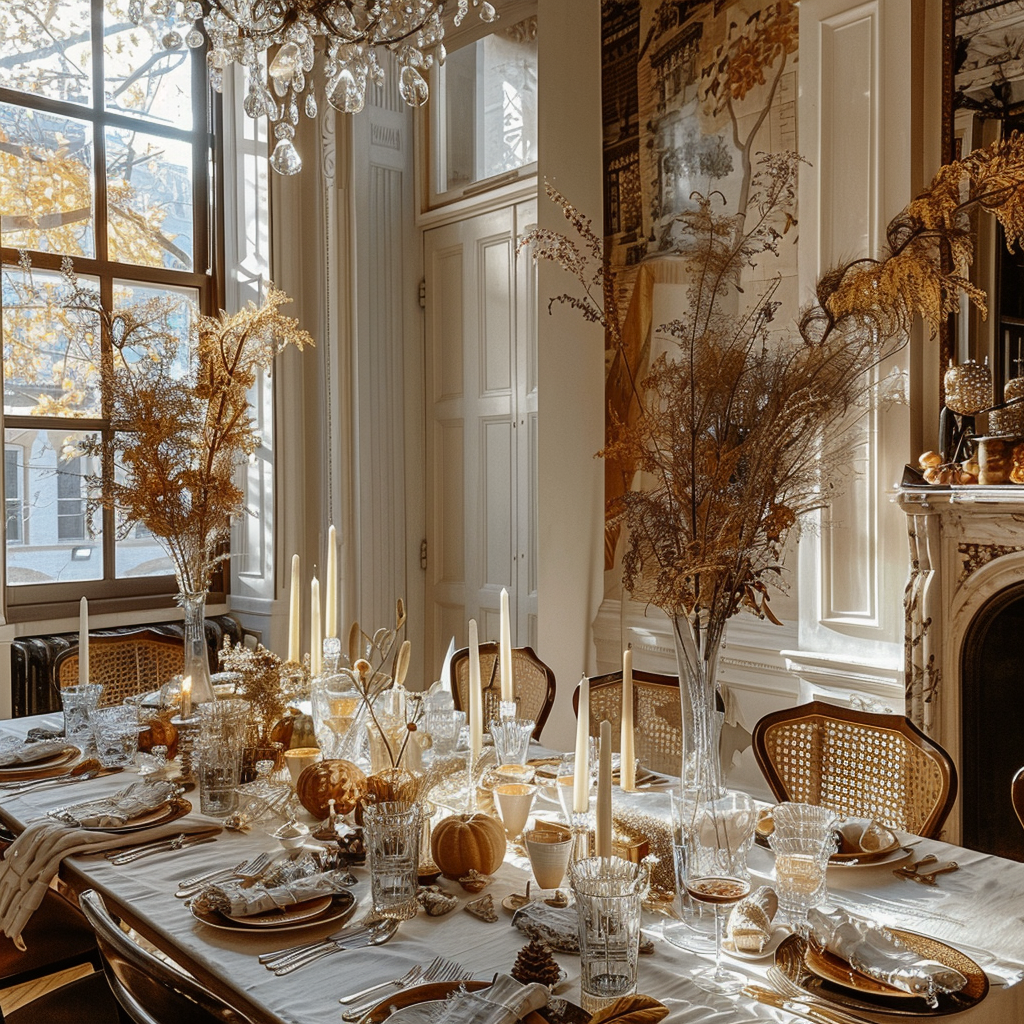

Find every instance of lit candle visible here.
[310,576,322,677]
[596,719,612,857]
[288,554,301,663]
[325,525,338,639]
[78,596,89,687]
[573,675,590,815]
[620,647,636,791]
[180,674,193,720]
[499,588,514,703]
[468,619,483,764]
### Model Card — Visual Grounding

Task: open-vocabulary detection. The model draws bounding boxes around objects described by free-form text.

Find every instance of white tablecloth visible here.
[3,715,1023,1024]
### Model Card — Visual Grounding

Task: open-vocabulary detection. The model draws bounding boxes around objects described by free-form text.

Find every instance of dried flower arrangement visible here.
[523,134,1024,791]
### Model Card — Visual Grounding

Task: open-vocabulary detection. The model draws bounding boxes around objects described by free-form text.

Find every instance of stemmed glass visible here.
[683,790,756,993]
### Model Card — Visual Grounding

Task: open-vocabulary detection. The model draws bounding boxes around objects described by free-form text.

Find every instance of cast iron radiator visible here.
[10,615,242,718]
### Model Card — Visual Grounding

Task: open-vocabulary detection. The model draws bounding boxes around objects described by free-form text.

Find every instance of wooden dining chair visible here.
[77,890,257,1024]
[751,700,958,839]
[1013,766,1024,830]
[449,642,556,739]
[573,669,682,776]
[53,630,185,707]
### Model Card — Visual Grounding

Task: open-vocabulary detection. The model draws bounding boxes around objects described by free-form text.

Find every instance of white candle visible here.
[78,596,89,687]
[310,576,322,677]
[596,719,612,857]
[180,674,193,720]
[620,647,636,791]
[325,525,338,639]
[573,675,590,815]
[288,554,301,662]
[468,619,483,764]
[499,588,514,703]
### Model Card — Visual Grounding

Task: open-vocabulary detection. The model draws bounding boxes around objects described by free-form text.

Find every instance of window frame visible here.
[0,1,225,622]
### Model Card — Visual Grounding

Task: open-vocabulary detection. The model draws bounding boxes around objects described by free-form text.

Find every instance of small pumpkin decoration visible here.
[430,812,505,880]
[355,767,421,825]
[138,714,178,759]
[296,759,367,818]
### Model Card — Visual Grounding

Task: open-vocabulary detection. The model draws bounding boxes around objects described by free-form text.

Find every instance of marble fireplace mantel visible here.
[897,485,1024,842]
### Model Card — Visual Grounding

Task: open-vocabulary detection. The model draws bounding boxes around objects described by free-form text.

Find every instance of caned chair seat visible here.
[1013,766,1024,830]
[450,643,556,739]
[78,890,256,1024]
[751,700,958,839]
[573,670,682,776]
[53,630,185,707]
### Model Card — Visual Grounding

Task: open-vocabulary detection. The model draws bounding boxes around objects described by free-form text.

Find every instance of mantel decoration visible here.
[127,0,499,174]
[524,133,1024,798]
[63,272,314,705]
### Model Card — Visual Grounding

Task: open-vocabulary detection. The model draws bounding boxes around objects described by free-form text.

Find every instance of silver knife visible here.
[108,832,220,864]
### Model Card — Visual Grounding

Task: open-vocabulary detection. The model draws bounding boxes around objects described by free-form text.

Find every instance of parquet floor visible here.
[0,964,95,1015]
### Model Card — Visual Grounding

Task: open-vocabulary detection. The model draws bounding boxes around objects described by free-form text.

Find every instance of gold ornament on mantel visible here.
[944,359,992,415]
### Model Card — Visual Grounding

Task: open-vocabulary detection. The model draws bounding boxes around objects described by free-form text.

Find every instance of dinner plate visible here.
[775,931,989,1016]
[52,797,192,833]
[190,891,356,934]
[222,895,334,928]
[723,924,789,961]
[0,747,78,778]
[363,980,589,1024]
[827,845,911,869]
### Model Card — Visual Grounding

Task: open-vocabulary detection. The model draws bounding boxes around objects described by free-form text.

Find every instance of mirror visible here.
[943,0,1024,402]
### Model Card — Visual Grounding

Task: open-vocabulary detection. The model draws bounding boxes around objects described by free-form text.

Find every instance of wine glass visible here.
[683,790,756,993]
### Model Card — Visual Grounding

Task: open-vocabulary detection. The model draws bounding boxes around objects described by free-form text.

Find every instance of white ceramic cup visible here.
[495,782,538,839]
[524,827,573,889]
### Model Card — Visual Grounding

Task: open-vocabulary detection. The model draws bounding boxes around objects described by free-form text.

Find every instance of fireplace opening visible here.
[961,582,1024,862]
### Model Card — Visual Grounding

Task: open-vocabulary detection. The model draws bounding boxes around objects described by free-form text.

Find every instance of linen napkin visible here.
[807,907,967,1001]
[384,974,549,1024]
[834,818,895,856]
[49,779,179,827]
[192,871,350,918]
[0,813,222,949]
[726,885,778,952]
[0,738,72,768]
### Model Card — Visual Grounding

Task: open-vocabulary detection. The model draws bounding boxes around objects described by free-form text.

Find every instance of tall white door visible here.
[423,197,538,674]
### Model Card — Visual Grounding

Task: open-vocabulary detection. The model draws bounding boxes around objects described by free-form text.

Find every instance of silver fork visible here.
[271,920,398,975]
[766,965,875,1024]
[340,956,468,1019]
[337,961,428,1005]
[176,853,271,897]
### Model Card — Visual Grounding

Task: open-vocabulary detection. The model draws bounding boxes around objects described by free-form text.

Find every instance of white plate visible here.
[828,846,911,869]
[723,925,789,961]
[190,891,355,933]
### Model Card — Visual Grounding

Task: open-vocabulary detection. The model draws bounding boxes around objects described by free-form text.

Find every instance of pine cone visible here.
[510,939,561,987]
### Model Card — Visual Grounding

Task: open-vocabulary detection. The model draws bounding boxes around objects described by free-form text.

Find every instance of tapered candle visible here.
[499,588,514,703]
[180,674,193,720]
[287,554,301,663]
[620,647,636,791]
[596,719,612,857]
[325,525,338,639]
[310,576,322,677]
[468,619,483,764]
[78,596,89,687]
[573,675,590,814]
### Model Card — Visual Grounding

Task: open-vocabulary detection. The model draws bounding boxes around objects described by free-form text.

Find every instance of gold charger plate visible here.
[191,891,355,934]
[363,981,588,1024]
[775,931,988,1016]
[0,748,78,779]
[53,797,192,833]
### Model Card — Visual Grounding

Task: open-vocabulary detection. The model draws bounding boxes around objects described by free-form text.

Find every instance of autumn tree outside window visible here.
[0,0,220,618]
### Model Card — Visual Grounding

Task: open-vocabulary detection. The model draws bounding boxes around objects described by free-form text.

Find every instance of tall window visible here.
[0,0,218,613]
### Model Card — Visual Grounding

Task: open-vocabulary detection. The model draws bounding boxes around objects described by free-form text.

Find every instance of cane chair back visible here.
[574,670,682,776]
[1013,766,1024,831]
[54,630,185,707]
[450,643,556,739]
[751,701,958,839]
[78,889,256,1024]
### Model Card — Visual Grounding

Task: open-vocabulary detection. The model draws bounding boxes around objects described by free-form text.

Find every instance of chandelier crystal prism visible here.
[129,0,499,175]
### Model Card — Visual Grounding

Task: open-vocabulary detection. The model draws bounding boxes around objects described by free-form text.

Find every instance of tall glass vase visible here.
[178,590,216,704]
[670,611,725,801]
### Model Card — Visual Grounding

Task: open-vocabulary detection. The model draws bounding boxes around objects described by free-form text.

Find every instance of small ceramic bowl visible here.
[272,820,310,851]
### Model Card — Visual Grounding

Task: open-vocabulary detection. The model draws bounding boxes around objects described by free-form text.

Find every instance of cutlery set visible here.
[894,853,960,885]
[258,918,398,975]
[106,829,222,864]
[175,852,273,897]
[340,956,469,1020]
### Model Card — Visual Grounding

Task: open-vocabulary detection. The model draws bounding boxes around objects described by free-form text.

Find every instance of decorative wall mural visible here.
[600,0,799,569]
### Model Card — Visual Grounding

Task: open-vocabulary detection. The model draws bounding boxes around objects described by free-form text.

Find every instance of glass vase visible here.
[178,590,216,704]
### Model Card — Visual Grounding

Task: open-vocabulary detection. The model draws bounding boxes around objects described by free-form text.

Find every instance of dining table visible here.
[2,712,1024,1024]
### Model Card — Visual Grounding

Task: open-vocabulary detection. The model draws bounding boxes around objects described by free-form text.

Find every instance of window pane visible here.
[439,16,538,195]
[105,126,194,270]
[0,0,93,106]
[0,103,95,257]
[112,280,197,380]
[103,2,194,130]
[5,427,102,585]
[2,264,102,417]
[5,448,24,544]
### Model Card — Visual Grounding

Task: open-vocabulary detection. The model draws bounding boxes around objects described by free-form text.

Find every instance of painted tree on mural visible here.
[697,0,798,220]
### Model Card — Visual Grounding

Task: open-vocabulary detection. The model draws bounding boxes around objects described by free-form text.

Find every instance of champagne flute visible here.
[683,790,756,993]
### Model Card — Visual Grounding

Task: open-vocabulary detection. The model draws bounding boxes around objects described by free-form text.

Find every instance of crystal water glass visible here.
[769,831,838,934]
[363,801,421,920]
[488,716,535,765]
[60,683,103,752]
[89,705,140,768]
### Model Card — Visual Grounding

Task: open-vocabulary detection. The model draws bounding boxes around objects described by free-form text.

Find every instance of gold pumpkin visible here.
[296,759,367,818]
[430,813,505,880]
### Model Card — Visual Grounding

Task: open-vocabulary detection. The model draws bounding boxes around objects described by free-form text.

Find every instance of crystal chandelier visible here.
[129,1,499,175]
